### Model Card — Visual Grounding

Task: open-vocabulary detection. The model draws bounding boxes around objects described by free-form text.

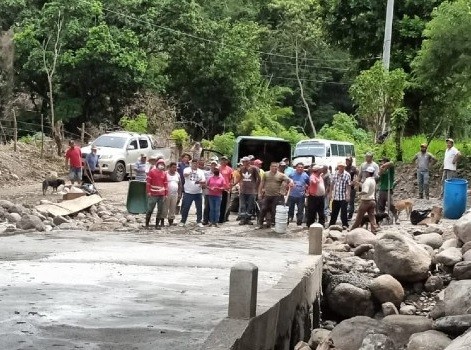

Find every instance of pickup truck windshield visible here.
[94,136,127,148]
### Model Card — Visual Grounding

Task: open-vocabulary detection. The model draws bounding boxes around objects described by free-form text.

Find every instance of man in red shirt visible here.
[65,140,83,185]
[146,159,168,230]
[218,156,233,223]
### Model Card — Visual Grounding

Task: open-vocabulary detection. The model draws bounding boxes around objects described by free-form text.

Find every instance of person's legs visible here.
[316,196,326,226]
[329,200,341,226]
[146,196,158,227]
[245,194,255,224]
[348,187,356,219]
[350,200,369,231]
[239,193,248,223]
[180,193,192,224]
[306,196,315,228]
[203,195,210,224]
[267,196,279,226]
[194,193,203,223]
[219,191,228,223]
[340,200,349,227]
[365,201,379,233]
[258,197,269,226]
[377,190,387,213]
[162,196,170,219]
[423,171,430,200]
[295,196,305,225]
[417,171,424,198]
[287,196,295,222]
[213,196,222,224]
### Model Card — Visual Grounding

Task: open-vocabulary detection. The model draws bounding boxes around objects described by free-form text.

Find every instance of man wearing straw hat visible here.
[256,162,292,229]
[328,161,351,229]
[412,143,436,200]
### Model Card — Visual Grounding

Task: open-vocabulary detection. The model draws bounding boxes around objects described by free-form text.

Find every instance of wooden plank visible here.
[35,194,102,217]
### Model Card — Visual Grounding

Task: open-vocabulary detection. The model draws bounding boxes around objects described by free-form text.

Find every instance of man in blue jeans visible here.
[287,162,309,225]
[179,159,206,227]
[412,143,437,199]
[233,156,260,225]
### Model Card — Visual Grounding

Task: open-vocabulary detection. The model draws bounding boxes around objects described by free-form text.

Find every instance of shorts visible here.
[69,167,83,182]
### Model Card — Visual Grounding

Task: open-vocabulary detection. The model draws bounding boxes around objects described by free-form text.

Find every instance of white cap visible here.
[366,166,376,173]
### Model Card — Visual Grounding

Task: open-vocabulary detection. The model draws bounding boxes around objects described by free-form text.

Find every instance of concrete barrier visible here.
[203,255,323,350]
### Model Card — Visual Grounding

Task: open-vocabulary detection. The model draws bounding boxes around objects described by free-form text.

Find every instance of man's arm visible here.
[453,151,462,164]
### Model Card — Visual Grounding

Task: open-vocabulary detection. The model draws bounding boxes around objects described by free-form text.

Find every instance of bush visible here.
[119,113,148,133]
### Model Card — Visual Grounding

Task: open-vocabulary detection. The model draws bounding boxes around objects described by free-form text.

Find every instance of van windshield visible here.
[93,135,126,148]
[294,142,326,157]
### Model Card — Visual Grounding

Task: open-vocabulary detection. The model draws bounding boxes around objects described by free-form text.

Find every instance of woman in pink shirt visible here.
[207,168,226,227]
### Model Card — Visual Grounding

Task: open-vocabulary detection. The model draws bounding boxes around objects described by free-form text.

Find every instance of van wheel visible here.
[111,162,126,182]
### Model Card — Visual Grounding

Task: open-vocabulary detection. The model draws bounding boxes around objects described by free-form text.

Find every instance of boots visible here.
[155,217,161,230]
[160,218,165,227]
[145,213,151,228]
[168,219,174,226]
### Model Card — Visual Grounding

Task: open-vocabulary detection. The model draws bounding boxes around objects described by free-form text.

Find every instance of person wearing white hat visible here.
[440,138,461,198]
[328,161,351,229]
[134,153,148,181]
[350,166,379,233]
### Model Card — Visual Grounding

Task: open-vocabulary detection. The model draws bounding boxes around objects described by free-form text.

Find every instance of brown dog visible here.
[394,199,414,218]
[419,206,443,225]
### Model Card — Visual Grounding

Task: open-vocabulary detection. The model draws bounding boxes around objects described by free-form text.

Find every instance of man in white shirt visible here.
[440,138,461,198]
[179,159,206,227]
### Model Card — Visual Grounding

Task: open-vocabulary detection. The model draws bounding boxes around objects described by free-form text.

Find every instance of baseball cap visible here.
[337,161,346,167]
[140,153,147,158]
[366,166,375,173]
[241,157,250,162]
[420,143,427,148]
[365,151,373,157]
[312,164,322,171]
[220,156,228,160]
[210,160,218,165]
[281,157,289,162]
[247,155,255,160]
[157,159,165,164]
[254,159,263,165]
[279,161,287,166]
[446,138,454,143]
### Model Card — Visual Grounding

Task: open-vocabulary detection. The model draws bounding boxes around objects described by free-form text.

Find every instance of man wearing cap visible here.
[256,162,292,229]
[306,164,326,228]
[177,153,192,188]
[133,154,148,181]
[345,156,358,220]
[202,160,219,225]
[350,166,379,233]
[287,162,310,225]
[359,152,379,182]
[412,143,437,199]
[281,158,294,177]
[218,156,233,223]
[378,157,398,222]
[146,159,168,229]
[253,159,264,177]
[233,156,260,225]
[179,159,206,227]
[84,145,101,184]
[328,161,351,229]
[440,138,461,198]
[65,140,83,185]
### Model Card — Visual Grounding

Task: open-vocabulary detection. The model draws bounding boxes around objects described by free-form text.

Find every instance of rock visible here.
[443,329,471,350]
[308,328,331,349]
[433,315,471,336]
[439,239,460,253]
[430,301,446,320]
[383,315,433,346]
[16,215,45,231]
[6,212,22,223]
[452,261,471,280]
[407,330,451,350]
[425,225,444,235]
[415,233,443,249]
[382,302,399,316]
[453,213,471,244]
[0,199,14,209]
[53,215,70,226]
[98,210,113,217]
[328,229,345,241]
[330,316,402,350]
[461,241,471,254]
[374,232,431,282]
[9,204,28,215]
[76,212,86,220]
[463,250,471,262]
[328,283,375,318]
[346,228,378,247]
[360,249,375,261]
[400,305,417,315]
[294,341,311,350]
[354,244,374,256]
[11,173,19,181]
[443,280,471,316]
[370,274,404,306]
[424,276,444,292]
[435,248,463,266]
[359,333,395,350]
[57,222,79,230]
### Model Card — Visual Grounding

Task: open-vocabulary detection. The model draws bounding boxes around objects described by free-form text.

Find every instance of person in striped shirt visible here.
[328,161,351,229]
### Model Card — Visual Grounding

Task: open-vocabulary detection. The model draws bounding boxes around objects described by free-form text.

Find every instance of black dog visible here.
[360,212,390,229]
[42,178,65,195]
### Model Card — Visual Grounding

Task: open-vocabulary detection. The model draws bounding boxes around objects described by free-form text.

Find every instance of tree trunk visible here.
[54,120,63,156]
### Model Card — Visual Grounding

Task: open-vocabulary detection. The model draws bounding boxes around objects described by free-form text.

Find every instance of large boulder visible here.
[16,215,45,231]
[443,329,471,350]
[374,233,431,282]
[382,315,433,346]
[359,334,395,350]
[439,239,460,253]
[407,330,451,350]
[444,280,471,316]
[453,213,471,244]
[6,212,21,223]
[308,328,331,349]
[0,199,14,210]
[435,248,463,266]
[346,228,378,247]
[424,276,444,292]
[433,315,471,336]
[330,316,402,350]
[415,233,443,249]
[461,241,471,254]
[369,274,404,306]
[452,261,471,280]
[327,283,375,318]
[463,250,471,262]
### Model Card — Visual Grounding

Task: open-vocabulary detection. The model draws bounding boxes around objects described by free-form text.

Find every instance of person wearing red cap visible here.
[145,159,168,230]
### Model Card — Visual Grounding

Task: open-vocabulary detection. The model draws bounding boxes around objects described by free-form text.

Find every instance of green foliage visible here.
[212,132,236,157]
[318,112,369,143]
[171,128,189,147]
[350,61,408,140]
[119,113,148,133]
[412,0,471,136]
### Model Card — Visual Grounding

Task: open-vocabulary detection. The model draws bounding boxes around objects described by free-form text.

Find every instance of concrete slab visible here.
[0,230,311,349]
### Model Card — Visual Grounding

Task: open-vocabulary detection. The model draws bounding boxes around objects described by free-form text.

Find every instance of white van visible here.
[292,139,356,170]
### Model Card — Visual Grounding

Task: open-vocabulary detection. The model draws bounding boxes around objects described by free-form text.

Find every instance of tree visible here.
[412,0,471,137]
[349,61,408,143]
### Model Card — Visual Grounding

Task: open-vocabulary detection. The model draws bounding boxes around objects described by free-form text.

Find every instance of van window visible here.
[338,144,346,157]
[331,144,338,156]
[345,145,352,157]
[139,138,149,149]
[326,146,331,157]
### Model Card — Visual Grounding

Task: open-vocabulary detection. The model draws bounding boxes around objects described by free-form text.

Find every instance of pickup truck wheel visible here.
[110,162,126,182]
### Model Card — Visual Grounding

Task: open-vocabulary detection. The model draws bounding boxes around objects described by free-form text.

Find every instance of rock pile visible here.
[308,212,471,350]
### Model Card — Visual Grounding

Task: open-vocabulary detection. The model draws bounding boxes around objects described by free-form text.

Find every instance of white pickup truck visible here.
[81,131,171,181]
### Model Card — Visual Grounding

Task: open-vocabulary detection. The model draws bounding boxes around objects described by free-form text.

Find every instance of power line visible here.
[263,75,350,85]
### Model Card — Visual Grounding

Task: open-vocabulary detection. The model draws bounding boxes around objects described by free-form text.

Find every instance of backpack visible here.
[410,209,431,225]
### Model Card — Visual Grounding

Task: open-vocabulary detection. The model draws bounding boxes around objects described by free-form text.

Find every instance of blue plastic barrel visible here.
[443,178,468,219]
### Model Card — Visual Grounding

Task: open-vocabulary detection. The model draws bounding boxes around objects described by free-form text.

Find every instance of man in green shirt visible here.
[378,157,398,223]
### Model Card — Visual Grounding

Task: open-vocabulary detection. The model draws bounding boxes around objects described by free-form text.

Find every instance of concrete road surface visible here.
[0,230,310,349]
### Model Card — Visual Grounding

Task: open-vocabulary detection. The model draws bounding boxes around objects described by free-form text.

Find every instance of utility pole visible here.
[382,0,394,71]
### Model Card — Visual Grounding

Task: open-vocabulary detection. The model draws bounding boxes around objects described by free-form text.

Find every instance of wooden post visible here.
[13,109,17,152]
[40,112,44,158]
